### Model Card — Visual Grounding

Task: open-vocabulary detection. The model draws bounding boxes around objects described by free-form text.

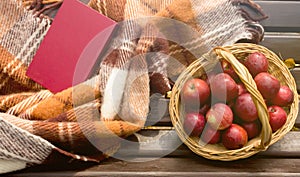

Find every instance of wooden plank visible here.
[295,102,300,127]
[261,131,300,156]
[12,157,300,176]
[291,68,300,92]
[10,171,300,177]
[60,156,300,173]
[112,131,300,158]
[261,33,300,62]
[291,67,300,129]
[256,1,300,30]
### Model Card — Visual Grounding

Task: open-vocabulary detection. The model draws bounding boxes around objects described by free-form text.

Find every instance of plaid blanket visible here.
[0,0,266,174]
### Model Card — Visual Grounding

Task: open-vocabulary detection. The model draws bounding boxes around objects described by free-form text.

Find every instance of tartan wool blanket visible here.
[0,0,266,174]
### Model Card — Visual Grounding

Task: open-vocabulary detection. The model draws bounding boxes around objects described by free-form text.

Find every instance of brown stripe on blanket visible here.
[88,0,127,22]
[0,72,39,95]
[46,99,102,122]
[22,0,63,7]
[7,90,53,116]
[0,92,34,112]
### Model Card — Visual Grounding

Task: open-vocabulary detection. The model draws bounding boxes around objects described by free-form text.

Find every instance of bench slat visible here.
[261,32,300,62]
[256,1,300,30]
[15,157,300,177]
[78,156,300,174]
[114,131,300,157]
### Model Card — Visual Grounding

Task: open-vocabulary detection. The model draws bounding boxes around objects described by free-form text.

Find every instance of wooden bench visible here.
[9,1,300,176]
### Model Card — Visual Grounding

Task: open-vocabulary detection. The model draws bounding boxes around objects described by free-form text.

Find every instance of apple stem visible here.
[270,108,276,113]
[190,84,195,90]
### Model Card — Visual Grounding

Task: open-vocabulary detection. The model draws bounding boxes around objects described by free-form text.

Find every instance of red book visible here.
[27,0,117,93]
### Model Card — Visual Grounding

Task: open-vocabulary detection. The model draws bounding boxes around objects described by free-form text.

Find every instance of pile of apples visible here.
[181,52,294,150]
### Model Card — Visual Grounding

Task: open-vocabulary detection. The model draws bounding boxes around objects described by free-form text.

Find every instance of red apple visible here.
[270,85,294,107]
[254,72,280,100]
[268,106,287,132]
[237,83,247,96]
[234,93,258,122]
[222,124,248,150]
[221,60,239,81]
[181,79,210,108]
[201,125,221,144]
[241,120,261,139]
[210,73,238,102]
[183,113,206,136]
[244,52,269,76]
[206,103,233,130]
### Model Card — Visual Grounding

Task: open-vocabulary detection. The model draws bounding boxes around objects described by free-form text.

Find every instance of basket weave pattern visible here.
[169,43,299,161]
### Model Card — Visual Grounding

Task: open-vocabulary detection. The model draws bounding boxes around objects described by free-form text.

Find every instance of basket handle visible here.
[214,47,272,149]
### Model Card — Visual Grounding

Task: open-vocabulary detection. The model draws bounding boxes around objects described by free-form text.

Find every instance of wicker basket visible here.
[169,43,299,161]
